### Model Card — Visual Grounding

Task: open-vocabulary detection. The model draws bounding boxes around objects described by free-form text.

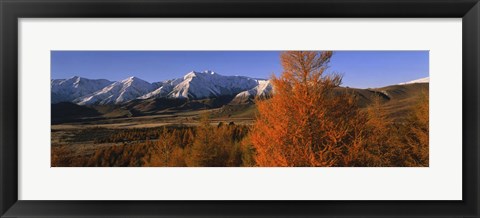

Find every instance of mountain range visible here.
[52,70,271,105]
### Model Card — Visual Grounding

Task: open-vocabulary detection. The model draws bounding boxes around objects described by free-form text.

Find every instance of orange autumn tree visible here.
[250,51,365,167]
[403,91,429,166]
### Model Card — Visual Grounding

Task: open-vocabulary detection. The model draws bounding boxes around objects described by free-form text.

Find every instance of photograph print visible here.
[51,51,429,167]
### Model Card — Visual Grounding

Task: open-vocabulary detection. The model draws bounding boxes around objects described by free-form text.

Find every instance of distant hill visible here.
[398,77,429,85]
[51,102,101,124]
[373,83,429,120]
[215,83,428,121]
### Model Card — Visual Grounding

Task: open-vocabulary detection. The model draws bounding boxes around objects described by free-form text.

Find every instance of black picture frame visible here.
[1,0,479,217]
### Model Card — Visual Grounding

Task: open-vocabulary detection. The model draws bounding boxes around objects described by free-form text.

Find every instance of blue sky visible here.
[51,51,428,88]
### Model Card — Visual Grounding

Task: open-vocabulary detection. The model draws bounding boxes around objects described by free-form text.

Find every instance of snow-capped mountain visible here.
[230,80,272,104]
[164,70,261,99]
[398,77,429,85]
[138,78,184,99]
[51,76,113,103]
[75,77,157,105]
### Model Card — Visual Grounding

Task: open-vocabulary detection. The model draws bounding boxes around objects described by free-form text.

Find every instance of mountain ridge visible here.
[52,70,269,105]
[52,71,429,106]
[74,76,157,105]
[398,77,429,85]
[51,76,113,104]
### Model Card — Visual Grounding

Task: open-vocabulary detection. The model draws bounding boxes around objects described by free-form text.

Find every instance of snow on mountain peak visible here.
[184,70,218,79]
[137,78,183,100]
[51,77,113,104]
[184,71,198,79]
[398,77,429,85]
[122,76,142,83]
[230,80,273,104]
[74,76,156,105]
[204,70,216,75]
[167,71,262,99]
